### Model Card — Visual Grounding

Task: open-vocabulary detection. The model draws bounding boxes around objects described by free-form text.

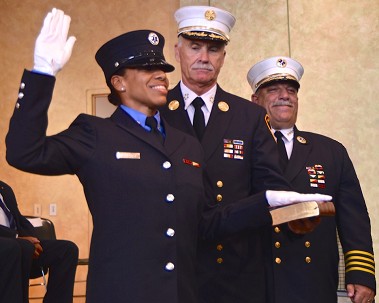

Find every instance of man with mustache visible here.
[248,56,376,303]
[159,5,301,303]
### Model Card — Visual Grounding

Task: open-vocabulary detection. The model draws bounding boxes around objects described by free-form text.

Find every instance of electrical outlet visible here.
[34,204,41,216]
[49,203,57,216]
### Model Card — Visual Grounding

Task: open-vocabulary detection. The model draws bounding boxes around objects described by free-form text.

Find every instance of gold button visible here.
[275,258,281,264]
[216,194,223,202]
[305,241,311,248]
[275,242,281,248]
[216,244,223,251]
[305,257,311,263]
[274,227,281,233]
[216,181,223,188]
[217,258,223,264]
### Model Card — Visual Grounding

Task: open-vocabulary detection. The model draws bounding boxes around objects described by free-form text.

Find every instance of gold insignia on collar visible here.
[297,136,307,144]
[205,10,216,21]
[218,101,229,112]
[168,100,179,111]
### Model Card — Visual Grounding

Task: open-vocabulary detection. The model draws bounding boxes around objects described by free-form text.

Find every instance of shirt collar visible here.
[180,81,216,112]
[120,105,163,132]
[272,127,294,142]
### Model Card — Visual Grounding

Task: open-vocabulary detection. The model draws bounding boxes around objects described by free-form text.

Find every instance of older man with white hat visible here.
[248,56,376,303]
[159,6,304,303]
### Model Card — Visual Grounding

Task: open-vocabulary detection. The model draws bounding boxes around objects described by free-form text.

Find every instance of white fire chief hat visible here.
[174,5,236,43]
[247,56,304,93]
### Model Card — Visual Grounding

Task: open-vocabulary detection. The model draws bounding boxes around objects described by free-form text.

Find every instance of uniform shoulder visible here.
[218,89,265,111]
[298,130,346,148]
[0,180,11,191]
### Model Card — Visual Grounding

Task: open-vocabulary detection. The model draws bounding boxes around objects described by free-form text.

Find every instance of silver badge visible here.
[276,58,287,68]
[148,32,159,45]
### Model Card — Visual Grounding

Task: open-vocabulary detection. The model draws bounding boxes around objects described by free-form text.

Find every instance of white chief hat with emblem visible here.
[247,56,304,93]
[174,6,236,43]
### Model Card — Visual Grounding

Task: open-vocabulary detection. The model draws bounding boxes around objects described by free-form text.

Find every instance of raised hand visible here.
[33,8,76,75]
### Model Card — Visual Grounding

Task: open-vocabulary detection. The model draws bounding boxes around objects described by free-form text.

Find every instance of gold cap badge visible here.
[205,10,216,21]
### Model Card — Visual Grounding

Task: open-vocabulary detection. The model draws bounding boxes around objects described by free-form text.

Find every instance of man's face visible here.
[117,68,169,115]
[252,82,299,129]
[175,36,226,93]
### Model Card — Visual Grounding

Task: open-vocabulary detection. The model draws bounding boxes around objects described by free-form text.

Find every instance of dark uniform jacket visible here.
[0,181,36,238]
[270,127,376,303]
[6,71,277,303]
[160,83,290,303]
[0,180,78,303]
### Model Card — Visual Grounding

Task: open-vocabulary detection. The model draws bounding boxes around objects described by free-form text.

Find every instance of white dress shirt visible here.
[0,193,11,227]
[180,81,216,126]
[272,127,294,159]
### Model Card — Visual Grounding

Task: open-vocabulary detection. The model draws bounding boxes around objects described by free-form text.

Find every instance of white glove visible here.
[266,190,332,207]
[33,8,76,75]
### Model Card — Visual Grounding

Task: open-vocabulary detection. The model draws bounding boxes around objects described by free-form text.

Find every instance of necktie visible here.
[274,131,288,171]
[192,97,206,140]
[0,196,17,230]
[145,116,164,145]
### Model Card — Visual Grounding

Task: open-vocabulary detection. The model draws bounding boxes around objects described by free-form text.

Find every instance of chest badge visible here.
[168,100,180,111]
[297,136,307,144]
[218,101,229,112]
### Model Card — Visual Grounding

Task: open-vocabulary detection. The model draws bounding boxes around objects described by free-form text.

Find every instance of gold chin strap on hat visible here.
[178,26,229,42]
[255,73,298,90]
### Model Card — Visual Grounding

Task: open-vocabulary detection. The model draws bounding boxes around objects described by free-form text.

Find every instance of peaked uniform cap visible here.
[247,56,304,93]
[175,6,236,43]
[95,30,175,83]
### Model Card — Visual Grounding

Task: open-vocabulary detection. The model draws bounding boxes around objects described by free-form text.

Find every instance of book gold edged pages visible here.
[270,201,335,226]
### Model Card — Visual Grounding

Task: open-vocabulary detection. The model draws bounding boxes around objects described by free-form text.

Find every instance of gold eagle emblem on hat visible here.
[205,10,216,21]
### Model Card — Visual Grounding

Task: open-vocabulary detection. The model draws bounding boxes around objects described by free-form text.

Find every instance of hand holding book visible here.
[265,190,332,207]
[266,191,335,233]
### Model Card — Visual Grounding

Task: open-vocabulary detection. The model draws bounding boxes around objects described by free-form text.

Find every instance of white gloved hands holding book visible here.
[266,190,332,207]
[33,8,76,76]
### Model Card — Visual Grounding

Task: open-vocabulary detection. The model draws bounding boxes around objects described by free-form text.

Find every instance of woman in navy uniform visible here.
[248,56,376,303]
[5,8,206,303]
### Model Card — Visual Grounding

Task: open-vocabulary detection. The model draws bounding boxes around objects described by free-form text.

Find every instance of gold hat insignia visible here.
[218,101,229,112]
[168,100,180,111]
[205,10,216,21]
[297,136,307,144]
